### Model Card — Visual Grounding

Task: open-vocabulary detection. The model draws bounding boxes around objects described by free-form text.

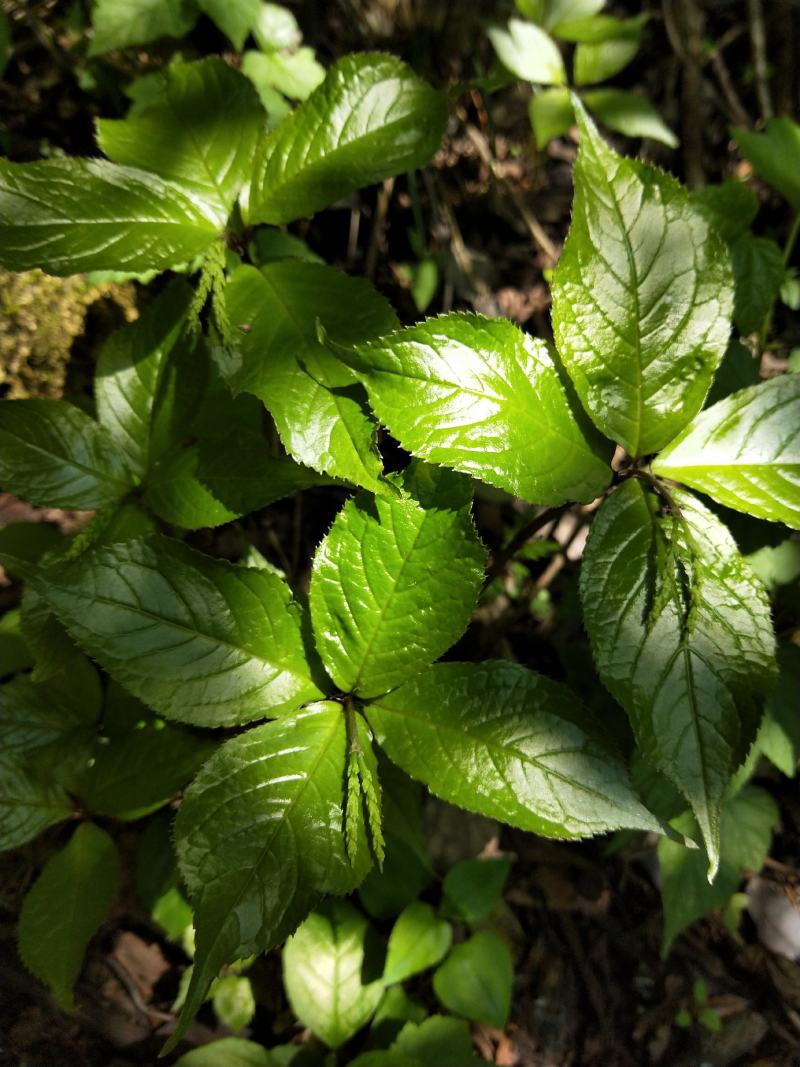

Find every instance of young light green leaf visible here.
[556,12,648,42]
[0,399,134,510]
[580,479,776,873]
[383,902,452,985]
[529,87,573,147]
[432,931,512,1030]
[582,88,677,147]
[732,118,800,212]
[40,536,323,727]
[488,19,566,85]
[653,375,800,530]
[89,0,198,55]
[367,660,661,839]
[221,261,398,492]
[97,59,264,225]
[442,857,512,924]
[574,28,641,86]
[172,707,372,1051]
[0,158,220,275]
[310,463,486,698]
[144,430,332,529]
[551,101,730,456]
[658,786,777,953]
[252,3,300,52]
[18,822,120,1009]
[95,280,194,478]
[196,0,260,48]
[283,899,385,1048]
[243,48,325,102]
[247,53,447,225]
[212,975,256,1034]
[174,1038,273,1067]
[346,312,612,505]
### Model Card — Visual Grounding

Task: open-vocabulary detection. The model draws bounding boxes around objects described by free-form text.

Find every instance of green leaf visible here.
[552,101,727,456]
[432,931,512,1030]
[392,1016,480,1066]
[310,463,486,698]
[582,89,677,148]
[442,857,512,924]
[0,522,64,579]
[0,609,33,678]
[242,48,325,102]
[732,118,800,212]
[40,536,323,727]
[174,1038,273,1067]
[0,158,220,276]
[349,1055,419,1067]
[97,59,264,225]
[383,902,452,985]
[529,86,573,147]
[196,0,260,48]
[556,13,648,43]
[692,181,759,244]
[0,399,134,510]
[89,0,199,55]
[728,233,785,336]
[347,312,612,504]
[0,763,73,852]
[252,3,300,52]
[575,41,639,86]
[18,823,120,1009]
[221,261,398,492]
[580,479,776,872]
[170,707,373,1049]
[144,429,331,529]
[81,704,216,821]
[368,660,661,839]
[488,19,566,85]
[283,900,385,1048]
[94,280,194,479]
[758,645,800,776]
[212,975,256,1033]
[247,53,447,225]
[658,786,777,953]
[653,375,800,530]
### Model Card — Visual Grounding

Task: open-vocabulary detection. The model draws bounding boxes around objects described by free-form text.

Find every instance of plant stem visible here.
[484,504,567,587]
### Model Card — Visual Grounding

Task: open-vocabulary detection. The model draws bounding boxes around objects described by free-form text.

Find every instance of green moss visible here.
[0,269,137,399]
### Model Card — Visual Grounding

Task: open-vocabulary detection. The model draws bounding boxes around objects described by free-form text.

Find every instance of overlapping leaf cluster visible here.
[0,33,798,1047]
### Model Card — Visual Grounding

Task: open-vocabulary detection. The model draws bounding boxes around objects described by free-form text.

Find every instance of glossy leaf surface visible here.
[18,823,120,1009]
[348,312,612,504]
[172,706,372,1048]
[0,158,220,275]
[581,479,776,870]
[97,59,263,225]
[432,931,512,1030]
[0,399,134,509]
[221,261,398,492]
[283,900,384,1048]
[248,53,447,225]
[310,464,486,697]
[383,902,452,985]
[40,537,322,727]
[95,280,195,478]
[653,375,800,529]
[551,103,732,456]
[581,88,677,147]
[367,661,661,838]
[659,786,777,952]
